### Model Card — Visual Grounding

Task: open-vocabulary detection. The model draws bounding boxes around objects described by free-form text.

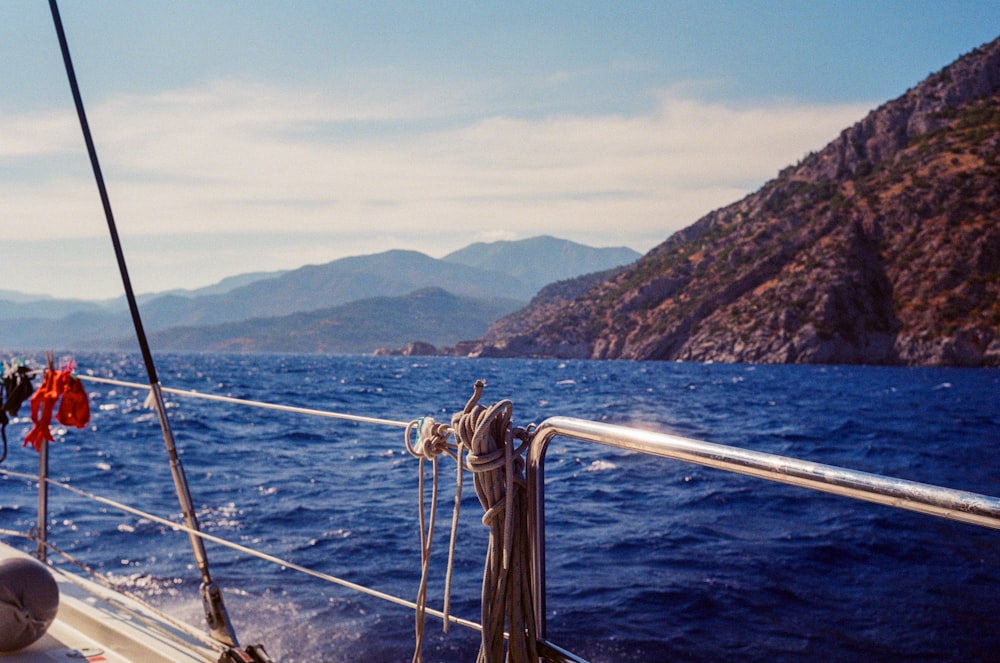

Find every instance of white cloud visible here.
[1,79,871,298]
[0,110,79,158]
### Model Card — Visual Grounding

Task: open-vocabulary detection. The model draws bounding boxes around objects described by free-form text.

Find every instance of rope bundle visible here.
[404,380,538,663]
[453,381,537,663]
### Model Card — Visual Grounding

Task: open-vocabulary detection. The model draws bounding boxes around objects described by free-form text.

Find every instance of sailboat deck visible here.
[0,542,216,663]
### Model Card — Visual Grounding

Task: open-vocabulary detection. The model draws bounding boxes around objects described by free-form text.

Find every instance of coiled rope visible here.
[405,380,537,663]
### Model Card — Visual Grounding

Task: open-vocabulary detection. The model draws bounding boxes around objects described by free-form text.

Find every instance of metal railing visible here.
[6,383,1000,663]
[525,416,1000,646]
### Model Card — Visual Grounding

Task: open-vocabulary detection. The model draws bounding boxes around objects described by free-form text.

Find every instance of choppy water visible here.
[1,353,998,661]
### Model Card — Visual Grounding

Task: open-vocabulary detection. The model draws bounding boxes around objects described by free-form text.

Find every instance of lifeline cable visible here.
[77,374,409,429]
[48,0,239,647]
[0,466,483,633]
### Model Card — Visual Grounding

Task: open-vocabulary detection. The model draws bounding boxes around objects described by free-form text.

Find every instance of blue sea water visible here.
[1,353,998,662]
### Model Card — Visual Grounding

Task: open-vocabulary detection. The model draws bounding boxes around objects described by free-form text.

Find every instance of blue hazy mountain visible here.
[0,237,639,352]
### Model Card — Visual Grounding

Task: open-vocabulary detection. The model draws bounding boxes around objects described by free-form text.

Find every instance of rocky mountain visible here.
[469,37,1000,367]
[442,236,639,293]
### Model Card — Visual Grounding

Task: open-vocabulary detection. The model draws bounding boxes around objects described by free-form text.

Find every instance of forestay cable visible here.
[48,0,237,646]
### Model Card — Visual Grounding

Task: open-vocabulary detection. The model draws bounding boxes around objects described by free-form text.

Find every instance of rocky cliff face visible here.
[471,37,1000,366]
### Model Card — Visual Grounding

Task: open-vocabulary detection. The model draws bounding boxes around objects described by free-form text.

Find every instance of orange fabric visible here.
[24,367,88,452]
[56,375,90,428]
[24,369,60,451]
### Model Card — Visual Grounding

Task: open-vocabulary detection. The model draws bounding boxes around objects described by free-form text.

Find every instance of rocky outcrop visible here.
[373,341,439,357]
[802,37,1000,182]
[467,37,1000,366]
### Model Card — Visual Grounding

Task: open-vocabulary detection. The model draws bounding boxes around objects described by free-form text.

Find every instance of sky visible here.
[2,1,999,300]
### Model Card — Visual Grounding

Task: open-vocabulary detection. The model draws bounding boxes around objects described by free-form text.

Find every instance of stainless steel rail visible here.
[525,415,1000,640]
[10,390,1000,662]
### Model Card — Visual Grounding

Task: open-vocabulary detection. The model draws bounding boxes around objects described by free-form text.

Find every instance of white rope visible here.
[402,381,539,662]
[404,416,463,663]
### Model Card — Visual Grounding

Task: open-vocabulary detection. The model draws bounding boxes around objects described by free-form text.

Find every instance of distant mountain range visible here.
[0,236,639,353]
[442,236,640,291]
[11,40,998,366]
[138,288,522,354]
[461,37,1000,367]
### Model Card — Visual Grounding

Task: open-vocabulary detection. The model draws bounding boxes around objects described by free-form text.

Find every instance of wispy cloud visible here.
[2,78,871,297]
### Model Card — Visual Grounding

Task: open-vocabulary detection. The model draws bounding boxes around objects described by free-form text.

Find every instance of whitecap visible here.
[105,572,184,599]
[556,379,576,386]
[322,529,351,539]
[586,460,617,472]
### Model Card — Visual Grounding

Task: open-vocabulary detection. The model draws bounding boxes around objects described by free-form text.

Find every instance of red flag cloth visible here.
[56,375,90,428]
[23,368,85,452]
[24,369,60,452]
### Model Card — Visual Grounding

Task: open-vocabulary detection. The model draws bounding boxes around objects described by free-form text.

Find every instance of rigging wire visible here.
[47,0,238,646]
[0,466,482,634]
